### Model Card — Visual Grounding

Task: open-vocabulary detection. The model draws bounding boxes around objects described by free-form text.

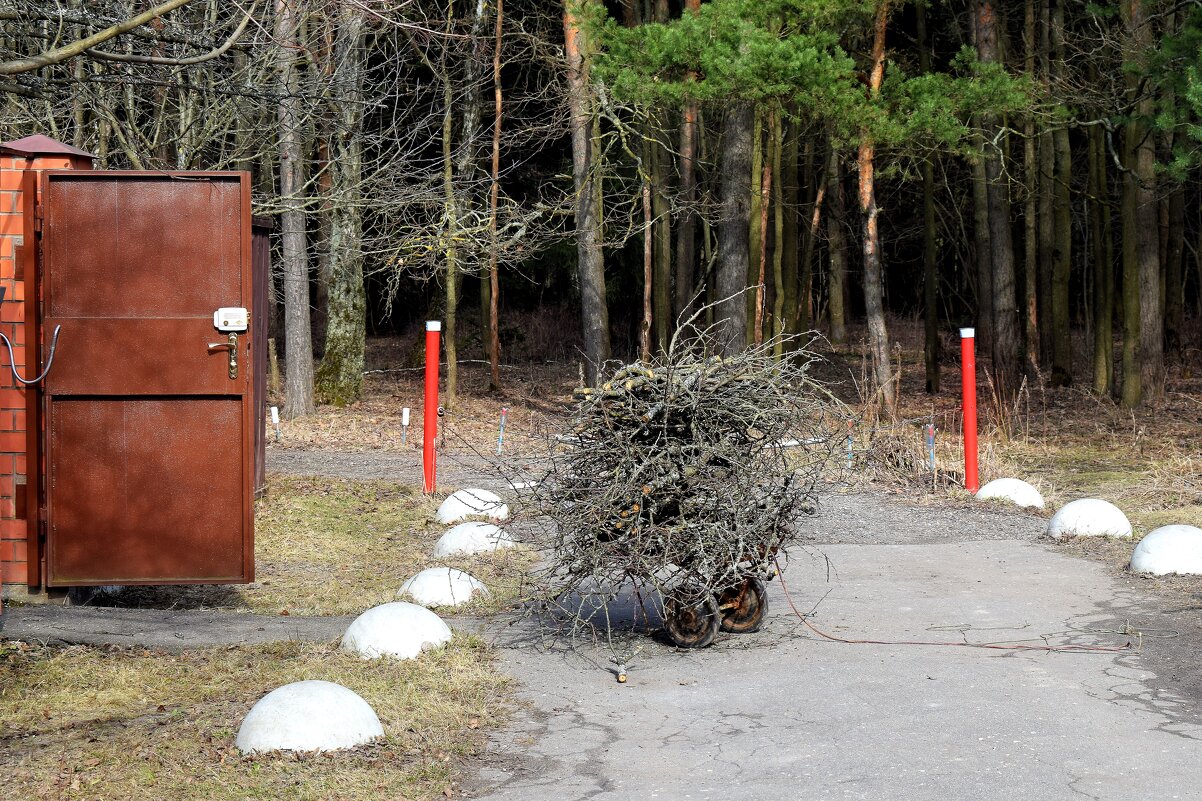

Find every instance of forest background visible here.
[1,0,1199,420]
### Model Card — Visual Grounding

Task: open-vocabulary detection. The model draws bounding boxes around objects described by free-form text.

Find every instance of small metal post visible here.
[497,406,508,455]
[270,406,280,442]
[423,322,441,495]
[925,422,936,470]
[846,420,854,469]
[401,406,410,446]
[960,328,979,493]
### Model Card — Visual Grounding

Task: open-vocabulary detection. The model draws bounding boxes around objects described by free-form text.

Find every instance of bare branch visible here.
[0,0,193,75]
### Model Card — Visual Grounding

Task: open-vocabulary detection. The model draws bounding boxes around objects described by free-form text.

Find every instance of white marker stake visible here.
[401,407,410,446]
[270,406,281,442]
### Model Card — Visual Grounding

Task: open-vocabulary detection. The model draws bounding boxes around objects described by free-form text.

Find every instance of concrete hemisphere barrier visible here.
[1048,498,1133,539]
[340,602,453,660]
[1130,525,1202,575]
[235,680,384,754]
[432,521,517,557]
[975,478,1045,509]
[436,488,510,524]
[399,567,489,608]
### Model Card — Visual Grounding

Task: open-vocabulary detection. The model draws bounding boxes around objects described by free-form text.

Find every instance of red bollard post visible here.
[960,327,979,493]
[423,321,441,494]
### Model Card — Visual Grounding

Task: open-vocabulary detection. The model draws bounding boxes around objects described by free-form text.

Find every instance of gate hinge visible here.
[33,204,43,235]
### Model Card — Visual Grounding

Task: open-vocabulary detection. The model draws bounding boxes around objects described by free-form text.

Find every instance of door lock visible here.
[207,332,239,379]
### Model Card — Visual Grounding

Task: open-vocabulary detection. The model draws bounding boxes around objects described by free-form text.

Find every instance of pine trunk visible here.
[716,103,753,355]
[564,0,611,382]
[977,0,1020,396]
[918,1,939,394]
[1088,125,1113,395]
[1049,0,1071,386]
[827,149,847,345]
[860,0,894,412]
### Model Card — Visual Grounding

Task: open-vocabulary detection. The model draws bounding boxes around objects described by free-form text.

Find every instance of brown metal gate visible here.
[38,172,254,586]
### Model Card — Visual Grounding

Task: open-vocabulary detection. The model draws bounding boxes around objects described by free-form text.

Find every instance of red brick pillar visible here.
[0,136,92,597]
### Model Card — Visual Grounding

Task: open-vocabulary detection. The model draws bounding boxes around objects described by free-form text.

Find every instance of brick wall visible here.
[0,154,85,592]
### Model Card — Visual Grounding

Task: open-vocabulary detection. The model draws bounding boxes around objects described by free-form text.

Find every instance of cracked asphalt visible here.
[465,491,1202,801]
[16,448,1191,800]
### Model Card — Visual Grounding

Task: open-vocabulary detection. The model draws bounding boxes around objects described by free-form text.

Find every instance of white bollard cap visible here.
[401,407,410,425]
[960,327,975,338]
[426,320,441,331]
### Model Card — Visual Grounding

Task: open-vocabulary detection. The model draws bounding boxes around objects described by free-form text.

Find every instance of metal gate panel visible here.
[39,171,254,586]
[48,398,246,584]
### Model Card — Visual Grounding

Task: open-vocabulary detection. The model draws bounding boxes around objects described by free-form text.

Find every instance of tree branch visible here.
[0,0,193,76]
[84,2,256,66]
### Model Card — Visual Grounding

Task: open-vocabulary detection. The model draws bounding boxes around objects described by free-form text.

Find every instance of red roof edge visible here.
[0,134,95,159]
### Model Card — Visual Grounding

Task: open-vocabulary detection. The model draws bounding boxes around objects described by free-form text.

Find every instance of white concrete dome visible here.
[432,522,517,557]
[1130,525,1202,575]
[436,488,509,524]
[235,680,384,754]
[399,567,489,608]
[1047,498,1133,539]
[976,478,1045,509]
[340,602,453,660]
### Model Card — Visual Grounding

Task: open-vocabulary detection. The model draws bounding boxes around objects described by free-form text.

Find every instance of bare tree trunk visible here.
[860,0,894,412]
[674,0,701,325]
[747,111,763,342]
[755,134,771,347]
[487,0,503,391]
[315,5,366,406]
[651,131,672,353]
[827,149,847,345]
[799,142,828,337]
[276,0,314,419]
[1165,186,1185,359]
[440,1,461,407]
[1088,124,1113,395]
[564,0,611,381]
[771,112,785,356]
[1049,0,1071,386]
[780,116,800,342]
[642,181,653,362]
[1120,125,1141,407]
[918,1,939,394]
[1022,0,1040,377]
[970,143,993,356]
[976,0,1019,397]
[648,0,672,351]
[716,102,752,355]
[1123,0,1161,405]
[675,101,698,322]
[1037,0,1054,367]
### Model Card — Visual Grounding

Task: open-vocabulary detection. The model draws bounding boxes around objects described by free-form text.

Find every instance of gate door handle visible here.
[207,332,239,379]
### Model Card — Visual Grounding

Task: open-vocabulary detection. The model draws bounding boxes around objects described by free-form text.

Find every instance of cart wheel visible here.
[719,577,767,634]
[664,591,720,649]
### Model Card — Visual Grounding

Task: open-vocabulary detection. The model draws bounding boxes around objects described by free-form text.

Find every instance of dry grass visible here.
[835,315,1202,537]
[269,337,575,458]
[99,475,536,617]
[0,635,510,801]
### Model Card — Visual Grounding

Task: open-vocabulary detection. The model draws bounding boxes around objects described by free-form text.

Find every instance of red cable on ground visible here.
[773,558,1137,655]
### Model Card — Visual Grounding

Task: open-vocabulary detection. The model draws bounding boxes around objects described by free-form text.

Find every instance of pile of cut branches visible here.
[519,334,841,649]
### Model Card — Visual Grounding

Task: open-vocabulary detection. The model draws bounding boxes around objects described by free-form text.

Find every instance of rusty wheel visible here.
[663,590,720,649]
[718,577,767,634]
